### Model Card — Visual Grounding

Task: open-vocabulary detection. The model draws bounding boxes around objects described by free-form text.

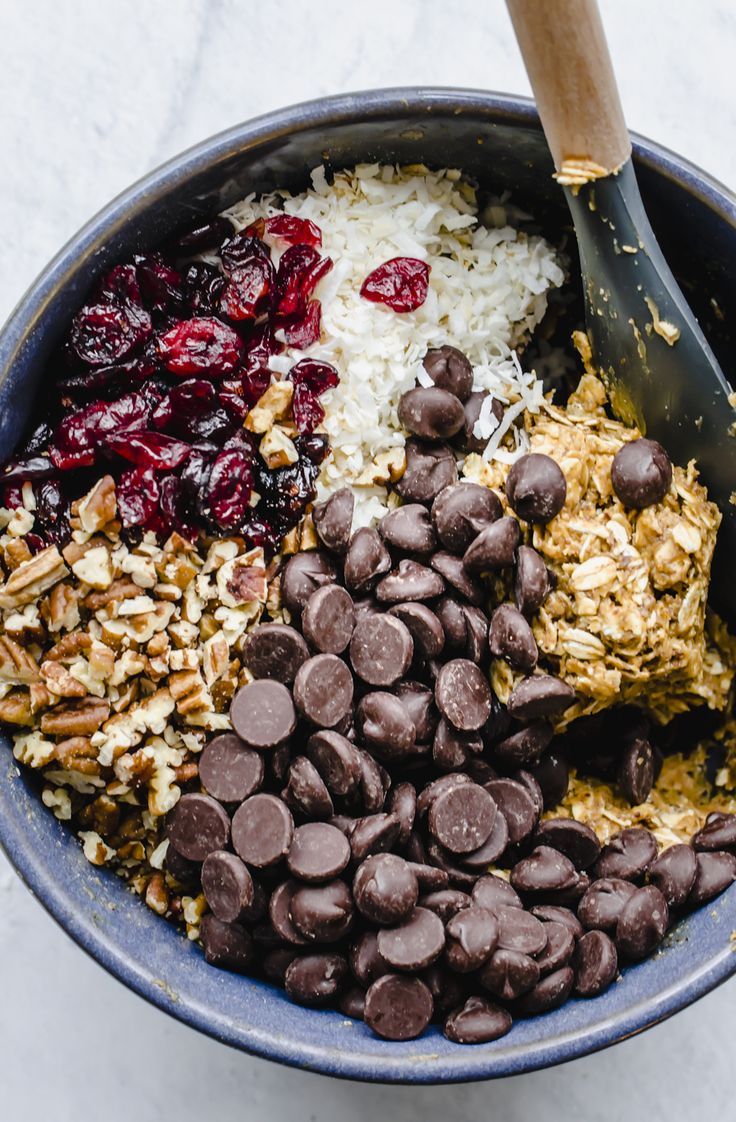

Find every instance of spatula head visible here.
[565,159,736,623]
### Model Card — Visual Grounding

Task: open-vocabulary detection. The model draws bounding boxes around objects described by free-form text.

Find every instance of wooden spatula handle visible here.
[507,0,631,175]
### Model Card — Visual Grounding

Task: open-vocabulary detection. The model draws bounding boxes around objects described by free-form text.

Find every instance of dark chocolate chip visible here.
[230,679,297,749]
[201,850,258,924]
[528,751,570,808]
[422,964,468,1017]
[488,604,538,672]
[492,721,553,768]
[420,888,472,922]
[350,930,390,987]
[350,813,401,862]
[618,736,655,806]
[199,734,264,803]
[422,345,474,402]
[692,813,736,852]
[377,906,446,971]
[513,965,574,1016]
[507,674,575,721]
[379,504,437,554]
[461,605,489,663]
[494,905,547,955]
[472,875,523,911]
[284,953,348,1005]
[386,782,417,847]
[350,614,414,687]
[506,453,567,524]
[688,850,736,907]
[462,517,522,573]
[301,584,355,655]
[647,844,698,908]
[460,812,509,870]
[376,559,445,604]
[534,920,575,975]
[398,386,465,441]
[433,717,483,771]
[434,596,470,651]
[281,551,338,616]
[485,779,539,844]
[444,996,513,1044]
[533,818,601,869]
[355,691,416,760]
[615,885,669,960]
[407,860,450,892]
[396,440,458,504]
[389,605,445,663]
[513,770,545,818]
[611,438,672,508]
[514,545,550,616]
[306,730,361,796]
[445,905,499,973]
[287,822,351,883]
[428,782,497,855]
[339,985,367,1019]
[416,773,473,818]
[430,551,486,605]
[454,391,502,454]
[432,483,502,554]
[574,930,618,997]
[594,827,658,882]
[353,853,419,925]
[200,914,254,972]
[479,948,539,1001]
[262,948,299,984]
[284,756,334,819]
[343,527,391,592]
[167,793,230,862]
[510,846,579,894]
[530,905,584,941]
[231,793,294,868]
[312,487,354,554]
[290,879,354,943]
[242,623,310,684]
[435,658,493,731]
[364,974,433,1040]
[293,654,354,728]
[394,682,438,746]
[578,877,638,933]
[268,880,309,946]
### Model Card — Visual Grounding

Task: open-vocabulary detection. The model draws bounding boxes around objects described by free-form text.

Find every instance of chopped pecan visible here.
[155,553,198,591]
[114,747,155,787]
[41,697,110,737]
[84,579,141,611]
[101,602,175,646]
[147,632,169,659]
[174,761,199,783]
[74,476,117,534]
[0,689,33,726]
[45,631,93,661]
[0,635,40,684]
[70,545,114,590]
[29,682,54,714]
[169,668,212,715]
[244,380,293,433]
[111,678,140,713]
[203,631,229,685]
[145,873,169,916]
[259,425,299,469]
[45,582,81,633]
[0,546,68,609]
[77,793,121,837]
[54,735,100,775]
[40,660,88,698]
[88,642,115,680]
[2,538,32,572]
[216,552,268,608]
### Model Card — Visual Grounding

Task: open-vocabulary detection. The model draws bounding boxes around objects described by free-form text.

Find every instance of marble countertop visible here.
[1,1,734,1118]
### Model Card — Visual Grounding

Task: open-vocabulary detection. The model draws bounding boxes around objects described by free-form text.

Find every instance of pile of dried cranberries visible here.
[0,214,344,553]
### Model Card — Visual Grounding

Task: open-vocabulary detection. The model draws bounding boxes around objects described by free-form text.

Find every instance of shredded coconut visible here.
[221,165,564,524]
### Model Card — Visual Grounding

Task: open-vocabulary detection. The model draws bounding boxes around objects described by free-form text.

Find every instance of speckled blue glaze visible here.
[0,90,735,1084]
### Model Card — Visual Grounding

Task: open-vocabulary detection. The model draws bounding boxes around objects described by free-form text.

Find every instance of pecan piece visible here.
[74,475,117,533]
[2,538,32,572]
[84,579,141,612]
[0,689,33,726]
[0,635,40,684]
[0,546,68,609]
[77,793,121,837]
[41,697,110,737]
[40,660,87,698]
[45,631,93,662]
[168,669,212,715]
[45,582,81,633]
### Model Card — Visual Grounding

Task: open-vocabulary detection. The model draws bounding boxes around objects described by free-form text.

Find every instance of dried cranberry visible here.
[219,257,274,321]
[220,232,271,275]
[56,359,158,405]
[169,215,235,257]
[70,303,152,366]
[106,431,193,471]
[295,433,329,465]
[51,391,153,468]
[280,300,322,348]
[117,467,161,528]
[178,449,214,520]
[0,456,55,484]
[289,358,339,396]
[152,380,234,443]
[34,479,70,545]
[1,483,24,511]
[219,366,271,420]
[262,215,322,248]
[20,421,54,457]
[206,448,254,530]
[291,386,324,433]
[242,322,282,375]
[274,246,333,319]
[95,264,143,309]
[156,317,242,377]
[159,475,197,541]
[360,257,430,312]
[135,253,184,314]
[183,263,226,317]
[240,512,282,554]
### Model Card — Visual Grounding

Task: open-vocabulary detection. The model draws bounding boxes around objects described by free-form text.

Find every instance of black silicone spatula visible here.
[507,0,736,621]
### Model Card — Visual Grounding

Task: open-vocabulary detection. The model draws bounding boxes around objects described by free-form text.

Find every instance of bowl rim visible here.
[1,86,735,1084]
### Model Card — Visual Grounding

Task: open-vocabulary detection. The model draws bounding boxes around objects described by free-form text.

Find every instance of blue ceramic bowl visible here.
[1,89,735,1083]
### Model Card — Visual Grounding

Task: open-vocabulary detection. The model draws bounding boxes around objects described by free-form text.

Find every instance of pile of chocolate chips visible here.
[164,346,735,1044]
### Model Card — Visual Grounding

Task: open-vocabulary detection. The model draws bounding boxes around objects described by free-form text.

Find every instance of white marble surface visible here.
[1,1,734,1118]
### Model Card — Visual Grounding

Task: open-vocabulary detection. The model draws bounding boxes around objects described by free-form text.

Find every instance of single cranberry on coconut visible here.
[257,214,322,248]
[281,300,322,349]
[156,317,242,377]
[274,245,333,320]
[288,358,340,434]
[360,257,430,313]
[219,257,274,322]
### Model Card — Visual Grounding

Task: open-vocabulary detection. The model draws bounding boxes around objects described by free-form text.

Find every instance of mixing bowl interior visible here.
[0,89,735,1083]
